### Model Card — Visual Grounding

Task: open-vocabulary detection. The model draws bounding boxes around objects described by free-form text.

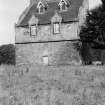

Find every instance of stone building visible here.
[15,0,89,66]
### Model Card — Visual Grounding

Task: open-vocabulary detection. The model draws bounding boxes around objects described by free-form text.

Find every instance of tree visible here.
[80,4,105,43]
[79,0,105,64]
[0,44,15,65]
[102,0,105,7]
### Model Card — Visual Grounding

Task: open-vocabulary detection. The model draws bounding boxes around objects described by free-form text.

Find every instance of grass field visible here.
[0,65,105,105]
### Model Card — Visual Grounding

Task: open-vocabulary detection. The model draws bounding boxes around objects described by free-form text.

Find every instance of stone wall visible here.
[78,0,89,27]
[16,22,81,66]
[16,41,81,66]
[15,23,79,43]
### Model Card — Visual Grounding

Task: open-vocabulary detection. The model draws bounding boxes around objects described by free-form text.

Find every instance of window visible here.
[42,56,48,65]
[37,2,45,14]
[59,0,68,11]
[39,4,44,13]
[53,23,60,34]
[51,12,62,34]
[30,25,37,36]
[39,5,44,13]
[61,1,67,10]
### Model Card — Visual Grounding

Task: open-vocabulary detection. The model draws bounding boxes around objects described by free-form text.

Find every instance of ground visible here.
[0,65,105,105]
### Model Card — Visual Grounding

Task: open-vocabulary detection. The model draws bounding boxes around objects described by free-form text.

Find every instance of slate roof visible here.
[18,0,84,26]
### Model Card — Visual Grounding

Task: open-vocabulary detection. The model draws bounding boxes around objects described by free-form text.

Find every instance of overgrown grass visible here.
[0,65,105,105]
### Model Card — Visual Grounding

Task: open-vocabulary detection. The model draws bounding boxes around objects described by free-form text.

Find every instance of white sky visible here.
[0,0,102,45]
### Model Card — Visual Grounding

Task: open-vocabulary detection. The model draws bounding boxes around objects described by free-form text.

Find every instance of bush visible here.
[0,44,15,65]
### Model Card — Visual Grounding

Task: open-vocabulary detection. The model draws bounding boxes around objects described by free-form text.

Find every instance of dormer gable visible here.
[28,15,39,25]
[28,15,39,36]
[37,0,48,14]
[51,12,62,23]
[58,0,70,11]
[51,12,62,34]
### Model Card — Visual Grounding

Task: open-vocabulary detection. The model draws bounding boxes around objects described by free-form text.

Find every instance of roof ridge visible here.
[30,0,71,5]
[46,0,59,2]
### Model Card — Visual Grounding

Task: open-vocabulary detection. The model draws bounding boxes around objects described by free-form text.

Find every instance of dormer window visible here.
[37,1,45,14]
[51,12,62,35]
[28,15,39,37]
[30,25,37,36]
[53,23,60,34]
[58,0,69,11]
[39,3,44,13]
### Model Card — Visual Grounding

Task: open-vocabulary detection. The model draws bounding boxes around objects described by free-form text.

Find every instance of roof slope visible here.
[18,0,84,26]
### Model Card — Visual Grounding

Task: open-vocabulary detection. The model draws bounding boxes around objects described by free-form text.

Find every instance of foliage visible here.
[80,3,105,43]
[79,0,105,64]
[0,44,15,65]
